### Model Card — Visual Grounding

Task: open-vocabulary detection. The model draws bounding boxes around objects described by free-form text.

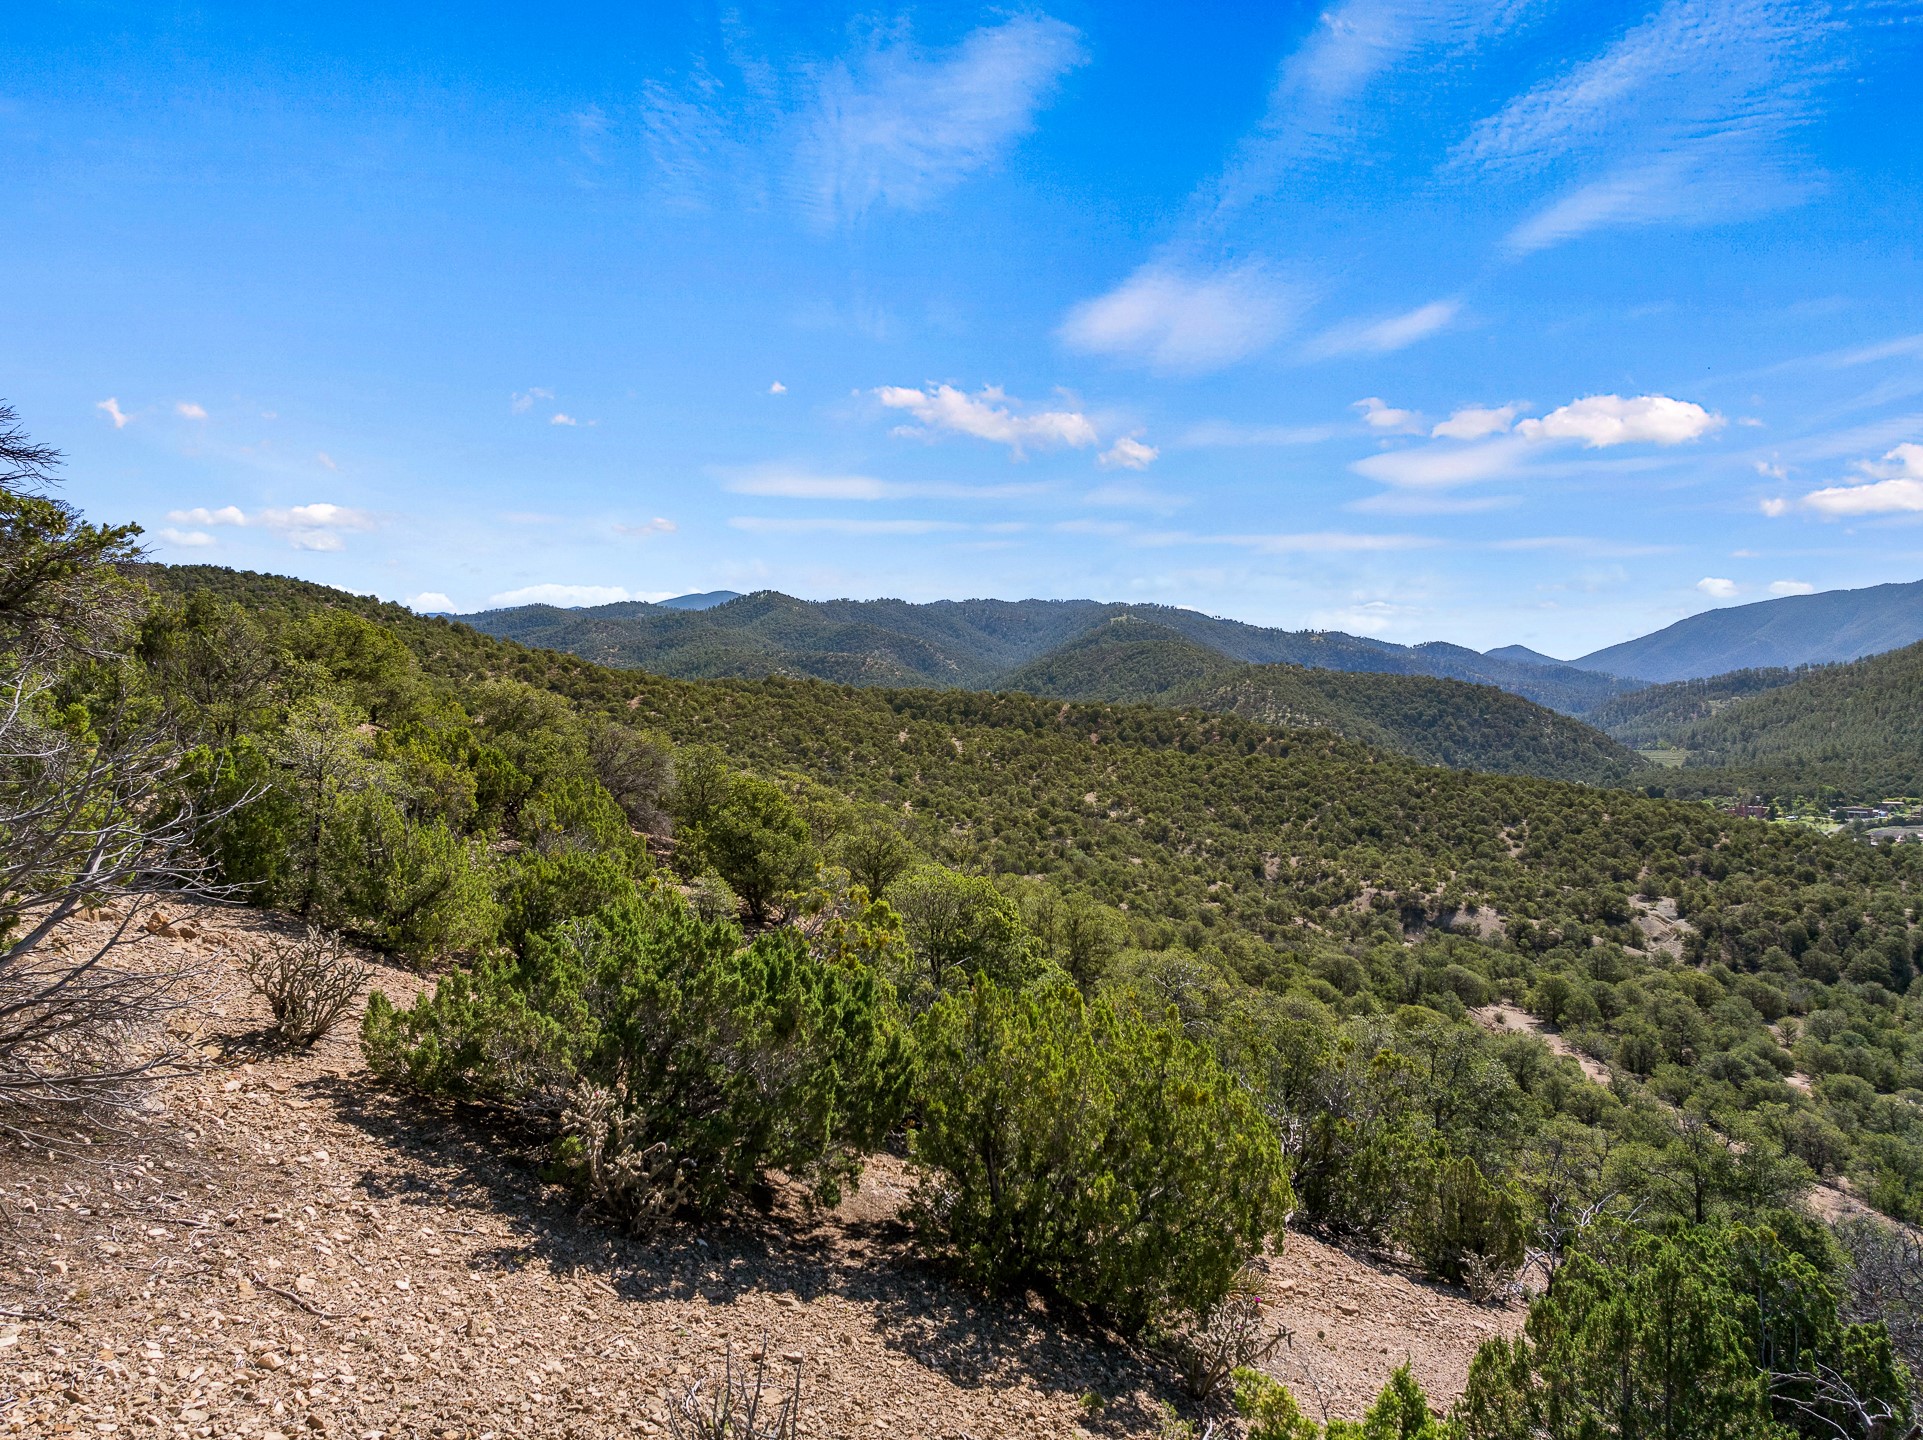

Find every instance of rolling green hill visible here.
[1001,615,1646,784]
[463,590,1632,713]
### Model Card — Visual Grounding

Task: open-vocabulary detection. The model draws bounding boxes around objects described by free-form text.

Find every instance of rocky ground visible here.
[1,906,1521,1439]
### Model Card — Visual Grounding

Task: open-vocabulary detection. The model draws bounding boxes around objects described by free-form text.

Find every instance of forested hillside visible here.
[1579,665,1802,749]
[1633,640,1923,799]
[142,564,1923,1236]
[999,614,1647,784]
[465,588,1632,713]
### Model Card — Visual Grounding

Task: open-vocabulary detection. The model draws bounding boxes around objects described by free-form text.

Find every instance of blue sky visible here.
[6,1,1922,656]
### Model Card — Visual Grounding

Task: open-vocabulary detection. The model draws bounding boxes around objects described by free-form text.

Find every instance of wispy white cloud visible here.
[641,15,1084,229]
[1760,497,1791,517]
[1354,397,1424,433]
[487,584,671,609]
[163,501,377,551]
[1059,263,1300,374]
[1769,579,1815,595]
[316,451,338,471]
[511,387,553,414]
[96,398,131,429]
[550,413,579,427]
[1215,0,1532,208]
[156,528,215,548]
[718,465,1047,502]
[1099,436,1158,471]
[729,516,968,536]
[1354,435,1532,488]
[873,384,1096,456]
[795,16,1087,227]
[176,402,208,420]
[1697,577,1740,598]
[407,592,457,612]
[612,517,677,536]
[1432,403,1522,440]
[1179,421,1336,448]
[1306,299,1460,358]
[1454,0,1834,252]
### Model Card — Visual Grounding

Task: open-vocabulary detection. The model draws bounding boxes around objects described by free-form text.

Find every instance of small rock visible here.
[295,1274,318,1294]
[395,1278,410,1291]
[257,1351,285,1370]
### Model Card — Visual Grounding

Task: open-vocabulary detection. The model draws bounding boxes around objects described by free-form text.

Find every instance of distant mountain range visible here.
[1563,579,1923,683]
[463,591,1631,714]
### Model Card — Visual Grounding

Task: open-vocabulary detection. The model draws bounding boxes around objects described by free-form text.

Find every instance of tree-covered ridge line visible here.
[994,614,1647,786]
[460,583,1634,714]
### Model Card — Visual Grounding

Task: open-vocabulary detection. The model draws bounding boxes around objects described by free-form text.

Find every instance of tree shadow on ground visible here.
[322,1076,1189,1436]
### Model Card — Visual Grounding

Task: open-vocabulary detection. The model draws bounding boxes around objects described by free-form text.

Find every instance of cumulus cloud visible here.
[176,402,208,420]
[1099,437,1158,471]
[1697,577,1740,598]
[407,592,457,612]
[1306,299,1460,358]
[613,517,678,536]
[1353,397,1424,433]
[550,413,579,427]
[1801,443,1923,516]
[1059,263,1299,373]
[511,388,553,414]
[487,584,654,609]
[156,528,216,548]
[166,506,248,527]
[1432,404,1521,440]
[768,381,787,395]
[163,501,377,551]
[874,384,1096,456]
[1514,394,1723,447]
[1769,579,1816,596]
[1352,392,1721,492]
[1760,497,1790,517]
[96,398,131,429]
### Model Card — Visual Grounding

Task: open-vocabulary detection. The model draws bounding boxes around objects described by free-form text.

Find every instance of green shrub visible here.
[1454,1221,1911,1440]
[909,979,1292,1333]
[363,891,912,1225]
[1234,1370,1319,1440]
[889,866,1046,1010]
[497,847,642,952]
[1402,1152,1525,1294]
[316,787,499,961]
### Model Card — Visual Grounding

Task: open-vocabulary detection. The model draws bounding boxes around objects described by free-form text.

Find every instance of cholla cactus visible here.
[666,1343,801,1440]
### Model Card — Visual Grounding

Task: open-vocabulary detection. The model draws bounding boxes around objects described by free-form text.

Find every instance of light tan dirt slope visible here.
[2,906,1518,1438]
